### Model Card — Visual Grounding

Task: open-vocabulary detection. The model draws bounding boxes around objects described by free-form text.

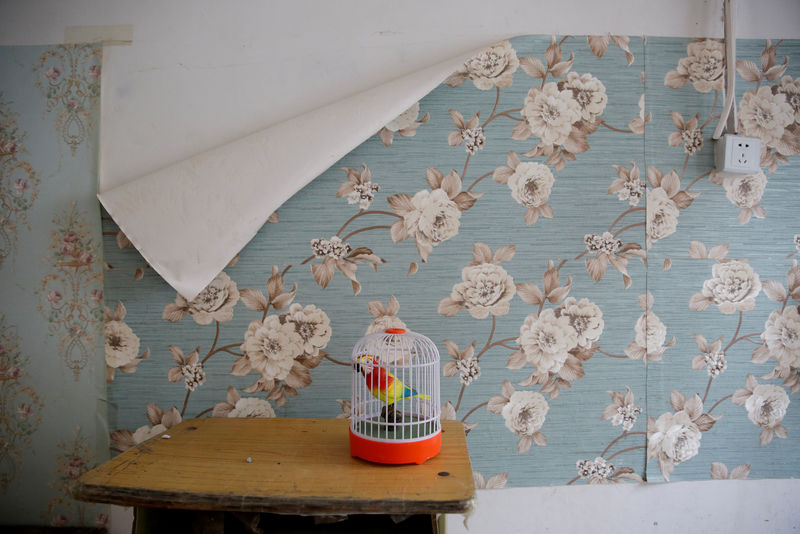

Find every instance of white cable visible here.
[726,0,738,133]
[713,0,737,140]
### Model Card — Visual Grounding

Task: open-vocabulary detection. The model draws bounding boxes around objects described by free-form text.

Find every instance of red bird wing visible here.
[364,367,393,392]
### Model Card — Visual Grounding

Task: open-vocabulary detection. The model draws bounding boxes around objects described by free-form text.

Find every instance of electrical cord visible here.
[713,0,737,140]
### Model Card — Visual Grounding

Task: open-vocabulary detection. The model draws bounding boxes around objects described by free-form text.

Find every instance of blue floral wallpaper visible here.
[0,44,108,527]
[97,35,799,490]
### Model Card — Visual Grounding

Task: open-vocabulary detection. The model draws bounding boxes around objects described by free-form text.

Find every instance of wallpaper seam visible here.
[642,35,650,483]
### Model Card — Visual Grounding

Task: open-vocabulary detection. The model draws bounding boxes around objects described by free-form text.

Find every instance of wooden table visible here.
[73,418,474,533]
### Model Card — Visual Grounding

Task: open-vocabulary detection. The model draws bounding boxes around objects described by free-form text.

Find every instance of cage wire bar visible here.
[350,330,440,445]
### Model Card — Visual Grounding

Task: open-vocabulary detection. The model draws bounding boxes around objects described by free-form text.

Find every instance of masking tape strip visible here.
[64,25,133,45]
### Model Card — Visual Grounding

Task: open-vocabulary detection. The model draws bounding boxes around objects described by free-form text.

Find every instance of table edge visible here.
[71,481,475,515]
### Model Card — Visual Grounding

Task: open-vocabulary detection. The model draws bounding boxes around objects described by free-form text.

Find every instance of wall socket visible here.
[714,134,762,174]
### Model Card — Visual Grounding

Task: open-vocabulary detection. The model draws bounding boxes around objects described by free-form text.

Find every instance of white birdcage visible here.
[349,328,441,464]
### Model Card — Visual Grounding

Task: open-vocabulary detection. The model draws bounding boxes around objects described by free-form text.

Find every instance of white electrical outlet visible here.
[714,134,762,174]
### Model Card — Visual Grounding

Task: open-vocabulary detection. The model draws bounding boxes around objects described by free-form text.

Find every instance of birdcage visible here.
[350,328,441,464]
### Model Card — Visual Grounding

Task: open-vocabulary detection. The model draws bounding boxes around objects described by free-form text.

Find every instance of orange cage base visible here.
[349,429,442,465]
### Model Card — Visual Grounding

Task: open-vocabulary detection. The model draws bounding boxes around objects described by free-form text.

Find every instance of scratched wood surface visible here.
[73,418,474,515]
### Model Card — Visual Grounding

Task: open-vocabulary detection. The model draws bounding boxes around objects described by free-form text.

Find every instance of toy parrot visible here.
[355,355,429,424]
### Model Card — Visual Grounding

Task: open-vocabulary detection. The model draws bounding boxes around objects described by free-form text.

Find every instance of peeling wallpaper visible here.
[96,34,799,489]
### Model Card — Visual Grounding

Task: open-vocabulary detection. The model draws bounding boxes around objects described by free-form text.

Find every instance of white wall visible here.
[450,479,800,533]
[2,1,800,533]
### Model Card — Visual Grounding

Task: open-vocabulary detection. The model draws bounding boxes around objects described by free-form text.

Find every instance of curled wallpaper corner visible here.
[98,46,485,301]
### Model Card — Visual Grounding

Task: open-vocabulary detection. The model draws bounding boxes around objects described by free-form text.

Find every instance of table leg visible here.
[191,510,225,534]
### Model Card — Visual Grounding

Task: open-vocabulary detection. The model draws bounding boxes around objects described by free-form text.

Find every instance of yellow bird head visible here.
[354,353,377,375]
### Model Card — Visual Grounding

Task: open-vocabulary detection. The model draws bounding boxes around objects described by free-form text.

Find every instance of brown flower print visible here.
[664,39,725,93]
[647,412,702,481]
[667,111,704,155]
[710,462,750,480]
[224,270,328,405]
[575,456,641,484]
[515,38,630,171]
[309,235,383,295]
[691,335,727,377]
[280,303,331,357]
[714,171,768,225]
[114,229,132,249]
[335,399,351,419]
[163,271,240,325]
[520,82,581,147]
[584,165,652,287]
[733,374,790,445]
[388,168,479,261]
[506,260,596,398]
[628,94,652,134]
[602,387,641,432]
[558,72,608,122]
[239,265,297,315]
[393,188,460,256]
[645,165,699,248]
[755,309,800,376]
[773,75,800,124]
[104,301,149,382]
[555,297,604,349]
[236,315,305,391]
[377,102,429,147]
[488,380,548,453]
[337,164,380,210]
[517,309,578,376]
[648,391,718,481]
[438,242,516,319]
[608,162,645,207]
[365,295,406,335]
[448,110,486,155]
[212,386,275,418]
[110,403,182,452]
[442,340,480,386]
[583,231,639,288]
[625,292,675,363]
[445,40,519,90]
[646,188,679,247]
[735,41,800,172]
[586,34,636,66]
[167,345,205,391]
[472,472,509,489]
[738,86,794,149]
[493,151,555,225]
[735,40,788,90]
[230,296,328,404]
[690,260,762,314]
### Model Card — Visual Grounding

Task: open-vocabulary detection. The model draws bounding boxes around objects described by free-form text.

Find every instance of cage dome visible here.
[349,328,441,464]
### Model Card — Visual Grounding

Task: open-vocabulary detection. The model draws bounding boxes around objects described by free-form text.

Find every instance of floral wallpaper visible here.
[102,34,800,489]
[0,44,107,527]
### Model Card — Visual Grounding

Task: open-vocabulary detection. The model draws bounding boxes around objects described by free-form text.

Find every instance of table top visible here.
[74,418,474,515]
